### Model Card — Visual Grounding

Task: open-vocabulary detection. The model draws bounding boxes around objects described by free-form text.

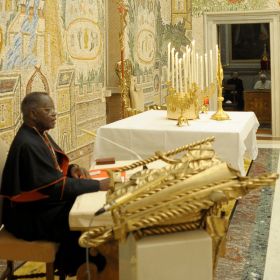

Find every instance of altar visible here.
[71,113,263,279]
[94,110,259,176]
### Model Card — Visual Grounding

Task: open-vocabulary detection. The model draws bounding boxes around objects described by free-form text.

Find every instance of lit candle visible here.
[171,47,175,88]
[179,58,183,93]
[200,55,204,89]
[209,49,213,83]
[183,53,187,92]
[204,53,208,87]
[167,42,171,82]
[191,40,195,84]
[187,48,191,86]
[191,40,195,57]
[175,52,179,92]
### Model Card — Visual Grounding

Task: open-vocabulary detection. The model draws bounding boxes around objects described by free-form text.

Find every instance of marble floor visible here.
[215,138,280,280]
[260,140,280,280]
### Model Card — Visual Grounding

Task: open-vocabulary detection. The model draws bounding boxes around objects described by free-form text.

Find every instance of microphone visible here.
[94,191,133,216]
[80,128,148,216]
[80,128,143,161]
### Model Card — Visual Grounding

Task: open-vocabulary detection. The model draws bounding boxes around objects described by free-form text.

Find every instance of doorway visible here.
[204,10,280,137]
[218,23,271,133]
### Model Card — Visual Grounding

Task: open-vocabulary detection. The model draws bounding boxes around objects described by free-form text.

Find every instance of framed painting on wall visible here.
[171,0,192,29]
[230,23,270,62]
[172,0,187,13]
[172,14,191,29]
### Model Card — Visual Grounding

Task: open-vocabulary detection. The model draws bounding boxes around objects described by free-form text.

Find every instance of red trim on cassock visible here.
[53,148,69,176]
[6,177,66,202]
[10,191,49,202]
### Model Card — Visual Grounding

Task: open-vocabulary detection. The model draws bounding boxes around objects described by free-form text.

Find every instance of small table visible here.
[94,110,259,176]
[244,90,271,125]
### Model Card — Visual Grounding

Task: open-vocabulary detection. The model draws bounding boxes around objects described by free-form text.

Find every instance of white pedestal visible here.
[119,230,212,280]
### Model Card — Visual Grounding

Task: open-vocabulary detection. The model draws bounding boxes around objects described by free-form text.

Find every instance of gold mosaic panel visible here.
[57,114,72,153]
[171,0,192,29]
[57,88,71,113]
[0,129,15,146]
[0,98,14,129]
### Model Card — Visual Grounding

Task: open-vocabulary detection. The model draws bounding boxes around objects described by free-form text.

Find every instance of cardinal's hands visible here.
[68,164,111,191]
[98,178,111,191]
[69,164,91,179]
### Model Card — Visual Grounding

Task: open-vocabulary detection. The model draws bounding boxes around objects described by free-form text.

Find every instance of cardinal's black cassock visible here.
[0,124,104,275]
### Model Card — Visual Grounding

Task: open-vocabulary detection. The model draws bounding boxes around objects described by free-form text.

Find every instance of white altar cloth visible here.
[94,110,259,176]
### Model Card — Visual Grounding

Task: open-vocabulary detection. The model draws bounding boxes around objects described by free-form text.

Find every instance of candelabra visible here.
[166,81,215,126]
[166,83,198,126]
[165,41,219,126]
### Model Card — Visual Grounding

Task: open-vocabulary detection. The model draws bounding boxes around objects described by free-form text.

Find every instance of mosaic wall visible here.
[125,0,191,107]
[0,0,107,166]
[124,0,278,109]
[192,0,278,16]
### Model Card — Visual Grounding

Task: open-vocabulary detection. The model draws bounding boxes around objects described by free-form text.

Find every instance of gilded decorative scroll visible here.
[79,137,278,269]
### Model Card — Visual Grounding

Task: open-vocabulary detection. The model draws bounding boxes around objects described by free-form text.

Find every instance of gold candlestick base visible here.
[211,96,230,121]
[211,109,230,121]
[177,115,189,127]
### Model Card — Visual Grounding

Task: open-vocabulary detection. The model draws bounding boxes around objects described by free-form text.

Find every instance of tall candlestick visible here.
[209,49,213,83]
[204,53,208,87]
[191,41,195,85]
[183,53,187,92]
[191,40,195,57]
[200,55,204,89]
[175,52,179,92]
[171,47,175,88]
[187,48,191,86]
[167,42,171,82]
[120,49,124,79]
[179,58,183,93]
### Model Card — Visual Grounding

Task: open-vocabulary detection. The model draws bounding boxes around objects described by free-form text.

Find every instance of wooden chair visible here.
[0,139,61,280]
[0,228,59,280]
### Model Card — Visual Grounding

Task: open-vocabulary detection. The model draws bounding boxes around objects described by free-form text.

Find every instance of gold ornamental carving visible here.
[115,58,132,118]
[115,0,132,119]
[79,137,278,269]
